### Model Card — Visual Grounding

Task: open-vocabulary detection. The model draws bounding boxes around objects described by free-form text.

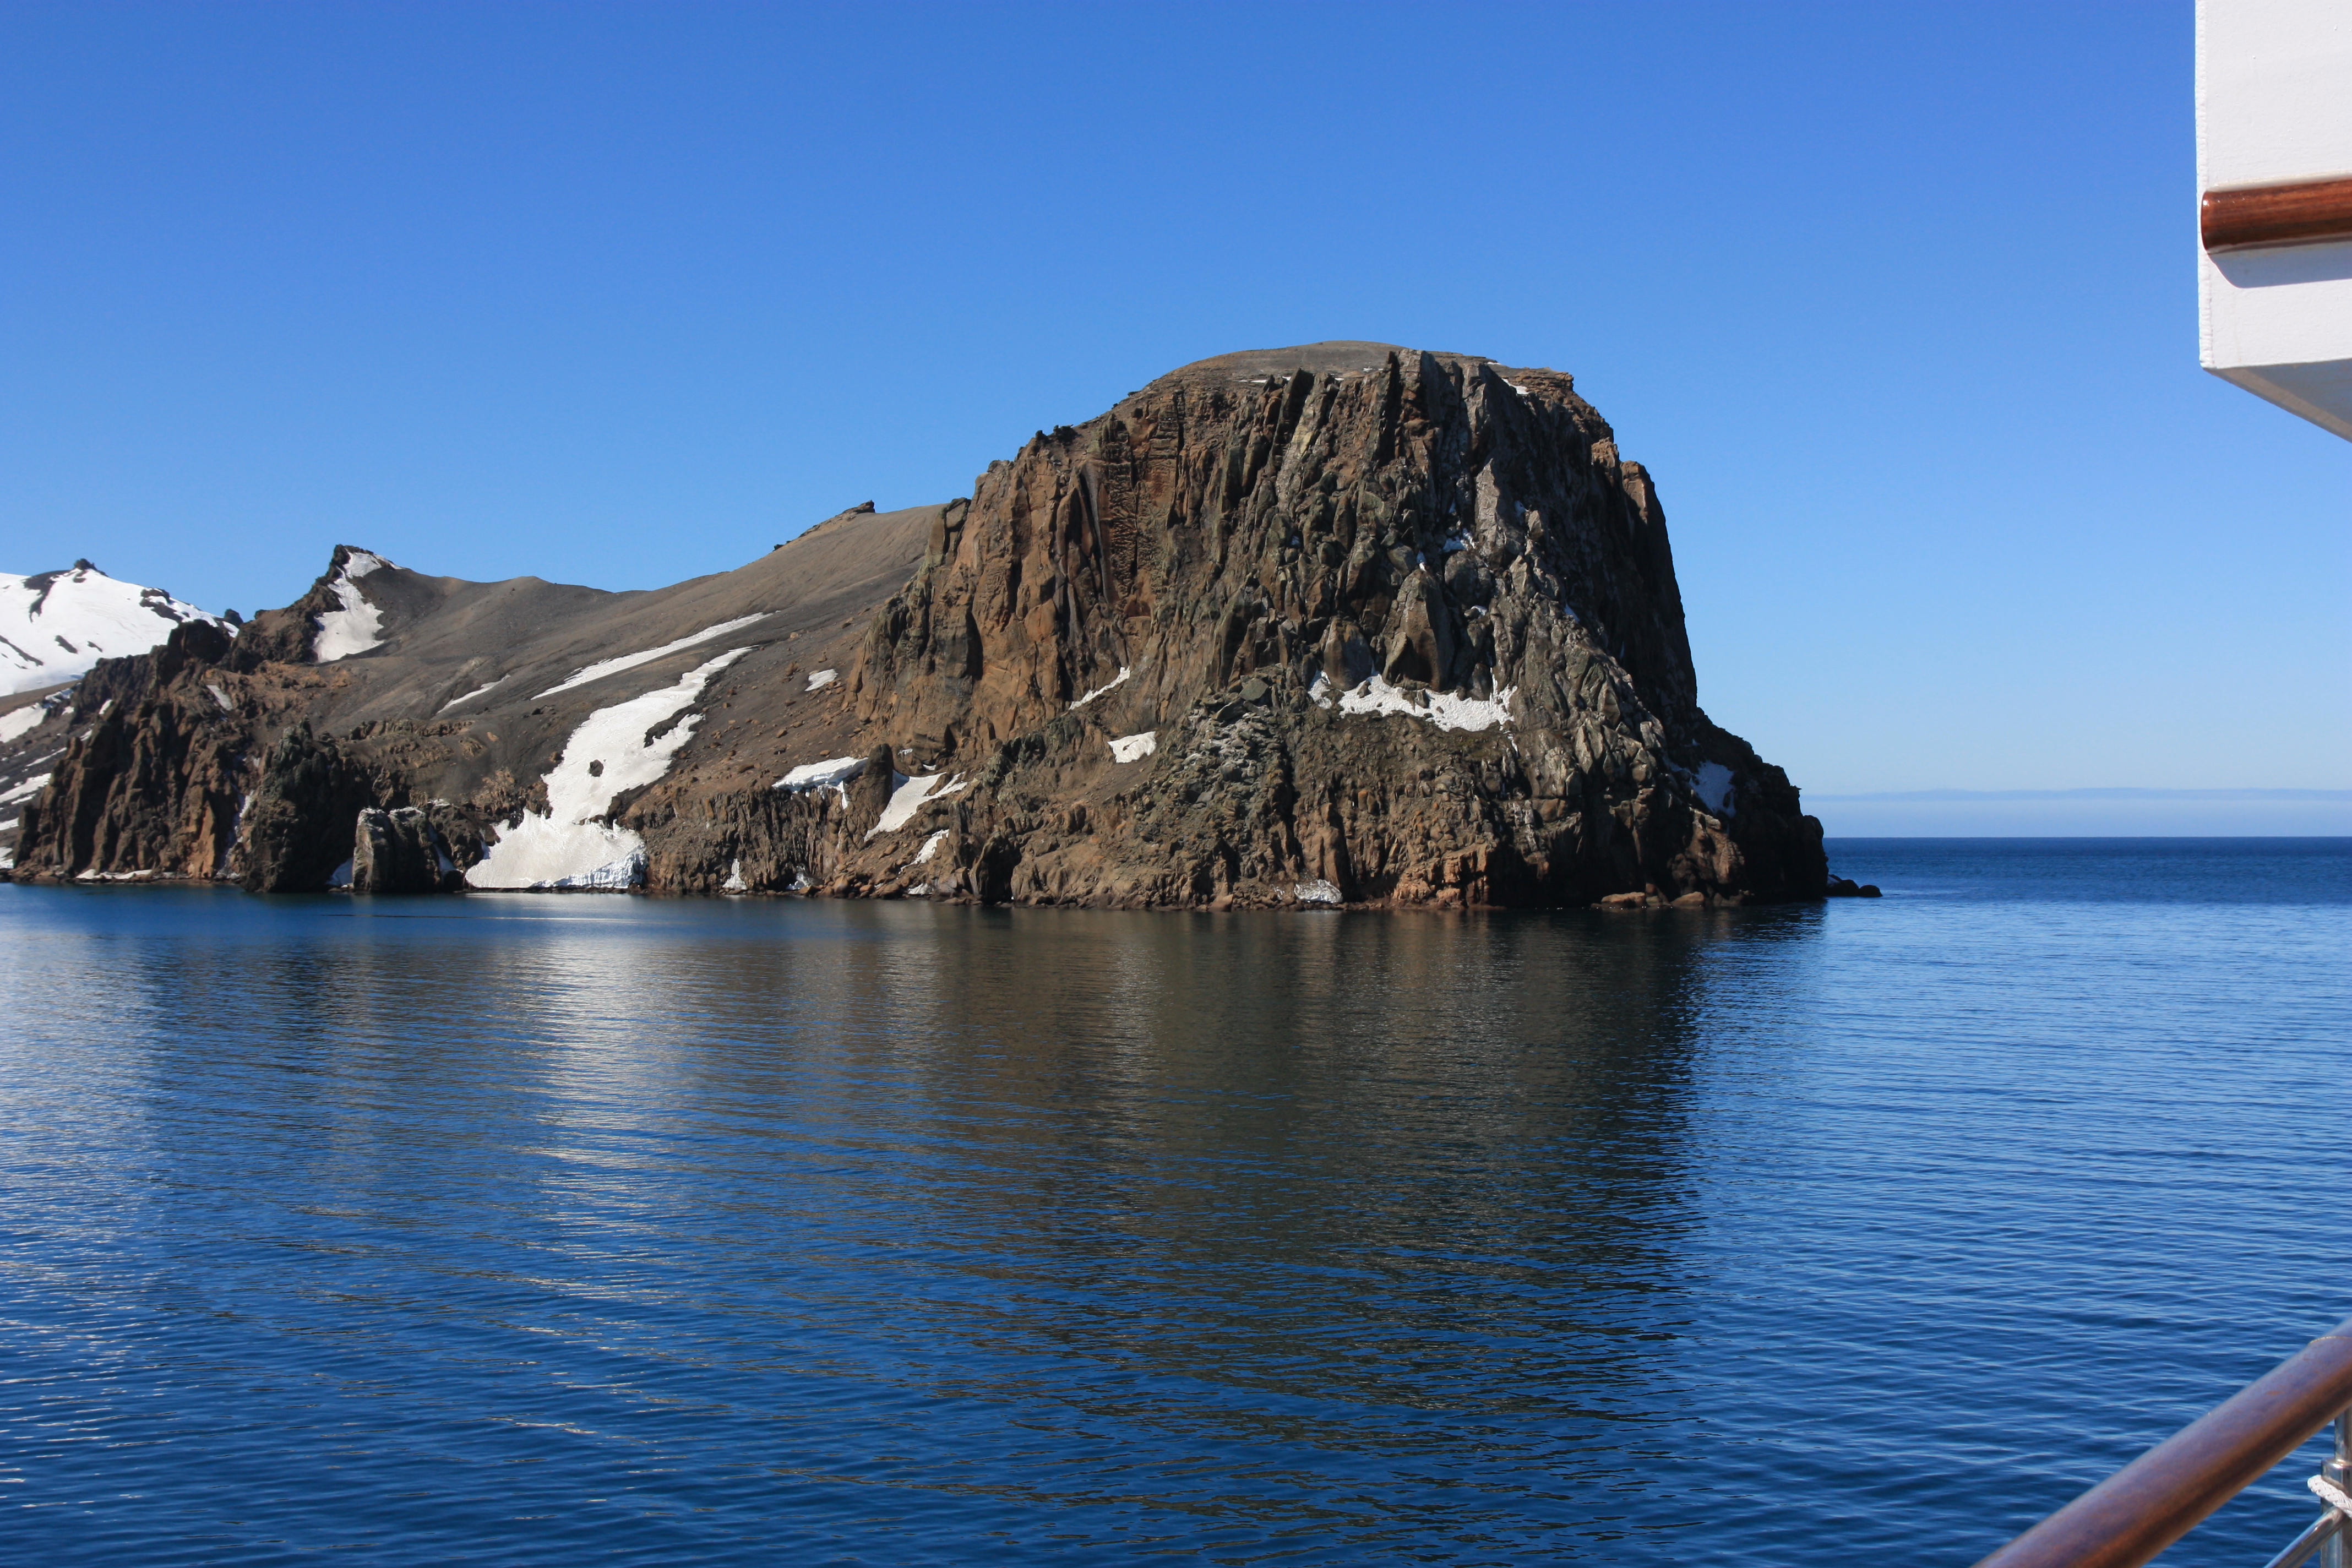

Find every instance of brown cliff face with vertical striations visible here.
[3,343,1824,907]
[846,342,1822,906]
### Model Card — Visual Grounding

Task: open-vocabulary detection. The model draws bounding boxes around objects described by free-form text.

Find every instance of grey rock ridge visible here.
[2,342,1827,907]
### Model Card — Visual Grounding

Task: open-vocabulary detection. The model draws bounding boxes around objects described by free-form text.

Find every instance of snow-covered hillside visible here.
[1,562,232,696]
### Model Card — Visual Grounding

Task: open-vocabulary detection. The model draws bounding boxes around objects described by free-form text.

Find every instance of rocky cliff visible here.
[2,342,1826,907]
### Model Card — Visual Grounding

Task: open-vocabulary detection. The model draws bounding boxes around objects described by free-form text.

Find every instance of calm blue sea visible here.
[3,839,2347,1565]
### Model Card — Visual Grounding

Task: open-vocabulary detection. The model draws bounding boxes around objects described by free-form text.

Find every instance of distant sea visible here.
[3,839,2346,1565]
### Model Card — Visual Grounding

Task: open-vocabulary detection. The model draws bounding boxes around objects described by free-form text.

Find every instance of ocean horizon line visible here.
[1811,787,2350,803]
[1820,831,2349,840]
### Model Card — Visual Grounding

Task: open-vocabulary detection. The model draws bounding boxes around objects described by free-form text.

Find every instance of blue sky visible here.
[2,2,2344,826]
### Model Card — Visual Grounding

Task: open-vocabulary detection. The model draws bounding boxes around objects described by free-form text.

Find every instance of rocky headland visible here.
[1,342,1827,908]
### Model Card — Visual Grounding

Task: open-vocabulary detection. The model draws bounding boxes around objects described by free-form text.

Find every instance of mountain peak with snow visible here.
[1,563,231,696]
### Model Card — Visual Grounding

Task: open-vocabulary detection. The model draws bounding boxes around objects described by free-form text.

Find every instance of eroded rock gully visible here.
[3,342,1825,908]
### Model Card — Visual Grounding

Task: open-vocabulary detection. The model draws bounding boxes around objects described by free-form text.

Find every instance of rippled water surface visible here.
[3,839,2348,1565]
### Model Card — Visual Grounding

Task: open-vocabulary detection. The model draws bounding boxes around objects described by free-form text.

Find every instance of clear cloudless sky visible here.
[2,1,2345,814]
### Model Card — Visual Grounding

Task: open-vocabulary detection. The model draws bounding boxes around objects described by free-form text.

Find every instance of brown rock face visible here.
[350,805,458,894]
[845,343,1823,906]
[4,342,1825,908]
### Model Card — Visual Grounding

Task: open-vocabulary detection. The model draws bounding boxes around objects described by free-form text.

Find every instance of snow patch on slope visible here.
[313,552,391,662]
[538,615,771,698]
[1108,731,1157,764]
[0,703,50,744]
[1317,673,1516,732]
[866,771,969,838]
[0,564,231,695]
[440,677,504,712]
[1694,762,1736,816]
[1069,666,1131,710]
[775,755,865,798]
[467,649,749,890]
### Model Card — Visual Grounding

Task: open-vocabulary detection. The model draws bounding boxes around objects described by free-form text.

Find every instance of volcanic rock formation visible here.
[2,343,1826,907]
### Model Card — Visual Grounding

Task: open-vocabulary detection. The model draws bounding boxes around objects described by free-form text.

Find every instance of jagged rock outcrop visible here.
[2,342,1825,907]
[351,805,464,893]
[238,723,377,893]
[10,620,254,881]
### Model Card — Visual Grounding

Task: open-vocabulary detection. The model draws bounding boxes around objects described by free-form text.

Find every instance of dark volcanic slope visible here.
[6,345,1826,907]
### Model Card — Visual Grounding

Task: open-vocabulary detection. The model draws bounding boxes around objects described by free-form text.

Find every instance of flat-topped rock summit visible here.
[3,344,1826,906]
[1148,340,1528,385]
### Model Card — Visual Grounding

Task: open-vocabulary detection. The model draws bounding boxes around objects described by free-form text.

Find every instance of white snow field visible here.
[1,564,231,695]
[467,649,749,890]
[312,551,391,662]
[1108,731,1157,764]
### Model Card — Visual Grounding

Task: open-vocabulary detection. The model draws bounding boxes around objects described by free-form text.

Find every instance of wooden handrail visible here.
[2202,176,2352,252]
[1972,1318,2352,1568]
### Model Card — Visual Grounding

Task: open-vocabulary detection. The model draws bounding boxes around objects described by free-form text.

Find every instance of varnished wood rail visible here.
[2202,177,2352,252]
[1972,1317,2352,1568]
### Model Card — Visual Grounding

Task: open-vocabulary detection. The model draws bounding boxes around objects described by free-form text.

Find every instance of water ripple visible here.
[1,839,2345,1564]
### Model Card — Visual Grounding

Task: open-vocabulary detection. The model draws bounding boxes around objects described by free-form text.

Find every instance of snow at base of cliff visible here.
[466,648,749,890]
[1,564,231,696]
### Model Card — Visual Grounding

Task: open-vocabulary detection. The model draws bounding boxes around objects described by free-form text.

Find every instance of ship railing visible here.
[1974,1317,2352,1568]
